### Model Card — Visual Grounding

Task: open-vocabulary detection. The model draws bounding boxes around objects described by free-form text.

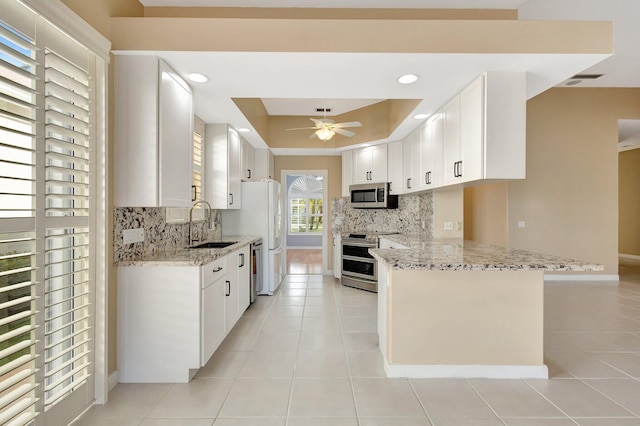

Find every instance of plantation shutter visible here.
[0,15,39,426]
[42,28,94,410]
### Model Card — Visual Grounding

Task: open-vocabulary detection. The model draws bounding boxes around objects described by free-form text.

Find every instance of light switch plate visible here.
[444,221,454,231]
[518,221,526,228]
[123,228,144,244]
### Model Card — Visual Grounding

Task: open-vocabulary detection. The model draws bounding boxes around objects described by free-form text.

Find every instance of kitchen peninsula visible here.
[371,235,604,379]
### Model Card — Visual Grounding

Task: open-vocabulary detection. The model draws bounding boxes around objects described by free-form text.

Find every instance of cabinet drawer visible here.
[202,256,227,287]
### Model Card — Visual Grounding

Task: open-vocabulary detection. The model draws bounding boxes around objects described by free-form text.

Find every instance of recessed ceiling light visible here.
[360,143,370,147]
[237,128,251,133]
[413,113,428,120]
[186,73,208,83]
[398,74,418,84]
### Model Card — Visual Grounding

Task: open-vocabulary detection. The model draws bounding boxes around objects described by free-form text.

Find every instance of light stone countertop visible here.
[116,235,261,267]
[371,235,604,272]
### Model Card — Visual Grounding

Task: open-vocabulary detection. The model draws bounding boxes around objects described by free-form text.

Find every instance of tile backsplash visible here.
[332,192,433,237]
[113,207,221,263]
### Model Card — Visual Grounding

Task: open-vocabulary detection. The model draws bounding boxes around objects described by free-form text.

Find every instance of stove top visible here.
[346,231,399,239]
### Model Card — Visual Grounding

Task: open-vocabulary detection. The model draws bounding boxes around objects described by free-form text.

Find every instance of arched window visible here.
[288,176,323,234]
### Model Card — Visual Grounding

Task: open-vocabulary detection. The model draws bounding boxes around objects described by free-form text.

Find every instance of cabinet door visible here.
[201,277,226,365]
[386,141,404,195]
[352,147,372,184]
[369,144,388,183]
[402,129,419,192]
[241,137,254,182]
[236,246,250,315]
[442,95,461,186]
[421,111,443,190]
[341,150,353,196]
[227,128,242,209]
[224,274,239,333]
[460,75,484,183]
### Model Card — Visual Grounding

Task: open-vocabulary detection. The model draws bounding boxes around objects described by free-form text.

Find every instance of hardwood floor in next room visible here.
[286,248,322,275]
[72,259,640,425]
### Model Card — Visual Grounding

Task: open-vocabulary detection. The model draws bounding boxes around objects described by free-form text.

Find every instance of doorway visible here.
[618,119,640,271]
[281,170,329,275]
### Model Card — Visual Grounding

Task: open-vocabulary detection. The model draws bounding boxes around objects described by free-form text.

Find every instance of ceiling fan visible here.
[286,118,362,141]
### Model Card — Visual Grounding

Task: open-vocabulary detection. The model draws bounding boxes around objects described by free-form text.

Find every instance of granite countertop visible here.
[116,235,261,267]
[371,235,604,272]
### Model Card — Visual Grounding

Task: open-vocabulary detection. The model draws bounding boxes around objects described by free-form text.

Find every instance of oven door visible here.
[342,255,377,281]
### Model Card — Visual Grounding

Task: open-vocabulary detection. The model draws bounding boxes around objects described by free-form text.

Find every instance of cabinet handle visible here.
[426,171,432,185]
[191,185,197,202]
[239,253,245,267]
[229,193,234,205]
[247,169,251,179]
[407,178,412,189]
[225,280,230,296]
[212,266,223,272]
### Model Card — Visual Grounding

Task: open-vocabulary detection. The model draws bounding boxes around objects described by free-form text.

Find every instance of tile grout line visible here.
[406,379,436,426]
[521,379,586,425]
[575,376,640,418]
[463,379,510,426]
[284,274,307,426]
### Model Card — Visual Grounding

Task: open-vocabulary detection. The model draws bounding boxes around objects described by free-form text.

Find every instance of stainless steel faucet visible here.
[189,200,212,247]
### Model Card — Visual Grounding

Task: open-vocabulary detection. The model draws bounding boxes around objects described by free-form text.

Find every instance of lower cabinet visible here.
[117,246,252,383]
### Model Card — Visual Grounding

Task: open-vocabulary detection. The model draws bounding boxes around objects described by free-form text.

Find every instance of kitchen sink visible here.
[189,241,237,249]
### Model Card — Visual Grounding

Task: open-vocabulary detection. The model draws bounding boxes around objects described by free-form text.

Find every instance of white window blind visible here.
[1,1,97,423]
[192,127,203,202]
[0,18,39,426]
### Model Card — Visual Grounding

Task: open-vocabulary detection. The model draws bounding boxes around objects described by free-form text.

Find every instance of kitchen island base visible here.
[378,265,548,379]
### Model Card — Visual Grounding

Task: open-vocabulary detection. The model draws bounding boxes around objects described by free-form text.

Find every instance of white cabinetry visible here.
[352,145,387,184]
[241,137,255,181]
[118,245,253,383]
[254,148,275,180]
[114,56,193,207]
[387,141,404,195]
[201,257,227,365]
[443,72,526,185]
[442,95,461,186]
[205,124,242,209]
[402,128,421,193]
[420,111,443,190]
[341,150,353,197]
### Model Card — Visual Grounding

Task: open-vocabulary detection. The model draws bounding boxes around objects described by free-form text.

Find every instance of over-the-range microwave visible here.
[349,183,398,209]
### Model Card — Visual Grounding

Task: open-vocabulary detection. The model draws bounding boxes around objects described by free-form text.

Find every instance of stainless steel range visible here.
[341,232,397,293]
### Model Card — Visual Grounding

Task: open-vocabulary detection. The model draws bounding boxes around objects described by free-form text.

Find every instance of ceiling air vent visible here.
[316,108,331,113]
[570,74,604,80]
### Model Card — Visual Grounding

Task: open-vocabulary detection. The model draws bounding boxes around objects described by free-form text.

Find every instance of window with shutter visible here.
[0,1,104,423]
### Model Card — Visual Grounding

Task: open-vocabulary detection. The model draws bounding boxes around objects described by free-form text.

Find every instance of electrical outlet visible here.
[444,221,454,231]
[123,228,144,244]
[518,221,526,228]
[456,221,462,231]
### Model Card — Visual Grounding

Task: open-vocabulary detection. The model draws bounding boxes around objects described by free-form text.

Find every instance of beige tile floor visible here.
[73,259,640,426]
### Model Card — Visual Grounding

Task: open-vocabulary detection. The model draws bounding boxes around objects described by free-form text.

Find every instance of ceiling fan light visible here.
[315,128,335,141]
[413,113,428,120]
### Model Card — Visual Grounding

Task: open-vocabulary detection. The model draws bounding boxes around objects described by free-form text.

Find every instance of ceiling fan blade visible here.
[334,128,355,137]
[319,118,335,124]
[286,127,318,131]
[334,121,362,128]
[309,132,318,139]
[309,118,322,125]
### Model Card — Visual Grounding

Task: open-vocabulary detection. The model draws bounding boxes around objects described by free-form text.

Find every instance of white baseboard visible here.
[620,253,640,261]
[286,246,322,250]
[384,361,548,379]
[544,274,619,281]
[108,370,119,392]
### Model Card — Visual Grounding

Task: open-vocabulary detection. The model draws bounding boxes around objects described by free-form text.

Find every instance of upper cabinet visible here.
[402,127,421,193]
[352,144,388,184]
[254,148,275,180]
[205,124,242,209]
[443,72,526,185]
[114,56,193,207]
[387,141,404,195]
[241,137,255,182]
[341,150,353,197]
[420,111,443,190]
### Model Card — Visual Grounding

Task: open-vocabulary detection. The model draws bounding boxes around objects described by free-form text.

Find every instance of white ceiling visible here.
[126,0,640,153]
[139,0,528,8]
[618,120,640,152]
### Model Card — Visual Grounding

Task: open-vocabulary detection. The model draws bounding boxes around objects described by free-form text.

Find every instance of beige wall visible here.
[433,188,465,238]
[507,88,640,274]
[464,183,508,246]
[61,0,143,38]
[275,155,342,271]
[619,148,640,256]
